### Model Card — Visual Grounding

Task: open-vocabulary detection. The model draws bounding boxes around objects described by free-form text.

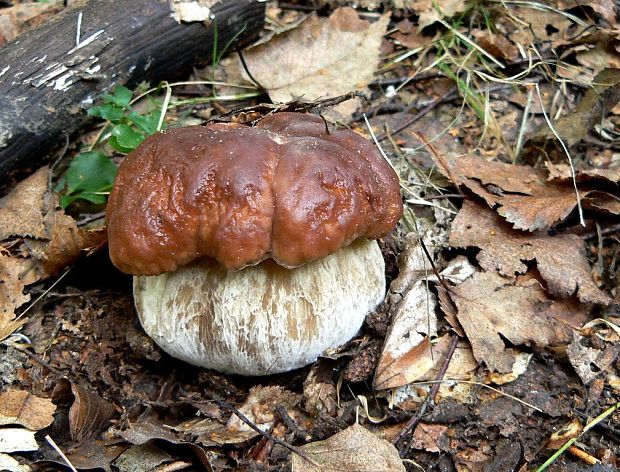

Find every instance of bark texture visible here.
[0,0,265,185]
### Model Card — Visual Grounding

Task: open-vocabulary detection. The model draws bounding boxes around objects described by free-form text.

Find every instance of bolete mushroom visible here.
[106,112,402,376]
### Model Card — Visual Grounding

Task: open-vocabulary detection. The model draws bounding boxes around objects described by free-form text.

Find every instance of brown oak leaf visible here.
[449,200,611,305]
[450,270,591,372]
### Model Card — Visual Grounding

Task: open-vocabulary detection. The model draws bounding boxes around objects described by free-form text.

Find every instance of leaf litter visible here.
[1,1,620,471]
[241,7,390,121]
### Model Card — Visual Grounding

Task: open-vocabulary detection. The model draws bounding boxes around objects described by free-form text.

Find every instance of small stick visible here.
[580,222,620,241]
[376,88,458,141]
[567,445,599,465]
[76,211,106,226]
[11,344,64,377]
[392,334,459,447]
[419,238,450,292]
[206,391,319,468]
[411,128,464,197]
[276,405,312,442]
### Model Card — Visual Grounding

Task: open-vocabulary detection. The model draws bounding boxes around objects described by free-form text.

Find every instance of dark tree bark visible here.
[0,0,265,185]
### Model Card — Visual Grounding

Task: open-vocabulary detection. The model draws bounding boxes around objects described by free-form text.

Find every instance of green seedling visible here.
[88,85,160,152]
[57,85,161,208]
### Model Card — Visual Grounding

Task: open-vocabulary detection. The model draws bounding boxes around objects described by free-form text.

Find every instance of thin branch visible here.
[392,334,459,447]
[376,88,459,141]
[206,391,320,468]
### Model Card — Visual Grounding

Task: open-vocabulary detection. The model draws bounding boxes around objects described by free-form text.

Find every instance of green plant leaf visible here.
[88,103,124,122]
[127,111,160,135]
[60,192,108,208]
[113,85,133,108]
[110,124,144,151]
[59,151,117,208]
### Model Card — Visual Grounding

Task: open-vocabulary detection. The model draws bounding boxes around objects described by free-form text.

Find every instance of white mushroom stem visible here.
[134,239,386,376]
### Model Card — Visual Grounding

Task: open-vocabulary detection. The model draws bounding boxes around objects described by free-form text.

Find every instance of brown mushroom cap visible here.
[107,112,402,275]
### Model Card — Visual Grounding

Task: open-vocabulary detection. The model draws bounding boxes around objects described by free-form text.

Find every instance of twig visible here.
[206,391,319,468]
[392,334,459,447]
[46,435,78,472]
[11,344,64,377]
[16,267,72,321]
[376,88,459,141]
[579,222,620,241]
[238,50,265,90]
[76,211,106,226]
[424,193,464,200]
[369,72,445,87]
[566,445,599,465]
[419,238,450,292]
[410,129,464,196]
[276,405,312,443]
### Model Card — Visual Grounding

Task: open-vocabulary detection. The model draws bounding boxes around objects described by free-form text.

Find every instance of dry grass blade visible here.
[534,83,584,226]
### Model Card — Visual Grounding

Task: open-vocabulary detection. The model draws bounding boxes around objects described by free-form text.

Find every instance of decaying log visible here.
[0,0,265,185]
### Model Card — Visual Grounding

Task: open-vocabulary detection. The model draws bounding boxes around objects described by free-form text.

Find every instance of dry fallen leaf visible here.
[291,423,405,472]
[567,325,620,385]
[69,383,116,442]
[390,336,478,407]
[189,386,300,446]
[242,7,389,120]
[509,6,572,49]
[486,352,533,386]
[450,270,591,372]
[376,238,476,390]
[0,452,32,472]
[0,428,38,453]
[0,388,56,431]
[582,191,620,215]
[392,19,435,50]
[0,255,38,342]
[0,0,64,45]
[0,167,107,338]
[446,155,581,231]
[374,281,437,390]
[226,385,299,433]
[62,440,128,472]
[303,363,338,417]
[23,212,107,277]
[410,422,449,453]
[546,418,583,450]
[450,200,611,305]
[375,233,440,390]
[0,168,50,240]
[546,161,620,184]
[557,0,617,24]
[414,0,468,30]
[112,442,175,472]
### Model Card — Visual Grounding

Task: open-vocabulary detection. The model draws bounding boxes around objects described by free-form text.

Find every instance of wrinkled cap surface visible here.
[106,112,403,275]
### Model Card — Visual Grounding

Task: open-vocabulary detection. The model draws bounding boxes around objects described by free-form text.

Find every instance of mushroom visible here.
[106,112,402,376]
